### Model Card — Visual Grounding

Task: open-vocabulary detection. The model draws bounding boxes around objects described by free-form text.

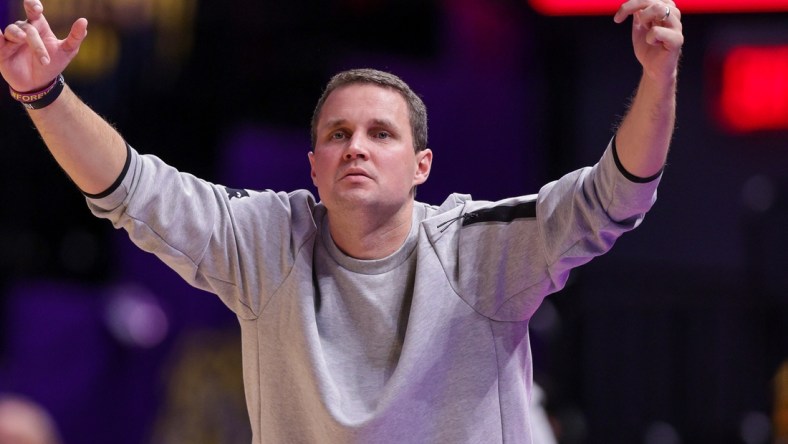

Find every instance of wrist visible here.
[9,74,65,110]
[642,66,678,89]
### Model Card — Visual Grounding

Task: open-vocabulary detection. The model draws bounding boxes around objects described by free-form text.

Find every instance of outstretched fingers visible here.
[2,18,87,67]
[4,1,86,66]
[1,0,88,91]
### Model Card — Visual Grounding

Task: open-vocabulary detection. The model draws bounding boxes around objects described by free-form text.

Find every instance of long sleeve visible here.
[86,146,318,319]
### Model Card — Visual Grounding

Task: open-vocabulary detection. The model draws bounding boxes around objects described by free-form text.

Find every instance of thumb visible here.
[60,18,88,54]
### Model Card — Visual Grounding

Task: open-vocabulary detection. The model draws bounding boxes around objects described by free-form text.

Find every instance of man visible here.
[0,0,683,442]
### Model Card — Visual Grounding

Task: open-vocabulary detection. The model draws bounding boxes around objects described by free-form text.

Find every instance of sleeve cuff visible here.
[611,135,664,184]
[81,142,132,199]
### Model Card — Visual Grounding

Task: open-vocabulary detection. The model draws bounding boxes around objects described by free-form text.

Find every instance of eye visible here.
[330,131,347,141]
[375,131,391,140]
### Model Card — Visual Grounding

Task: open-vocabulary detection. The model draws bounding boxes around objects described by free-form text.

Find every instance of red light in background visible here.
[528,0,788,15]
[717,45,788,133]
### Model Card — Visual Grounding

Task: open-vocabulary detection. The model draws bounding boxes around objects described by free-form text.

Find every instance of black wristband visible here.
[9,74,65,110]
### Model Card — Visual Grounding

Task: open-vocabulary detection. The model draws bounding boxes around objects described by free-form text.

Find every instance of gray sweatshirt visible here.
[87,138,660,443]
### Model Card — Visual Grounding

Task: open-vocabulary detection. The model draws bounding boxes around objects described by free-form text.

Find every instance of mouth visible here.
[341,168,372,180]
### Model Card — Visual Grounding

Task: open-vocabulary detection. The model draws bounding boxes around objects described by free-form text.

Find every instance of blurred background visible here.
[0,0,786,443]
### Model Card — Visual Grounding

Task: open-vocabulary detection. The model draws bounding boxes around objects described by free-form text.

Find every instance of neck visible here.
[326,200,415,260]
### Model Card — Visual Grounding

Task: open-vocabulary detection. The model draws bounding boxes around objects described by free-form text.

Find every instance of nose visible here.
[343,134,368,161]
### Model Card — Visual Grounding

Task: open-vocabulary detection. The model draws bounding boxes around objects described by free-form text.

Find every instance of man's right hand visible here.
[0,0,87,92]
[0,1,126,197]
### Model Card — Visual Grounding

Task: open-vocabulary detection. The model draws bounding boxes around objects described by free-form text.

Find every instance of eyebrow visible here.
[320,118,401,132]
[320,118,348,132]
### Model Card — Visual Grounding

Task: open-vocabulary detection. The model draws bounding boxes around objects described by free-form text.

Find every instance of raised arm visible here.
[0,0,126,195]
[613,0,684,179]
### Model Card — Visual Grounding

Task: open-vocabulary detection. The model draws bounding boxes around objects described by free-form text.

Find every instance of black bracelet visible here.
[9,74,65,110]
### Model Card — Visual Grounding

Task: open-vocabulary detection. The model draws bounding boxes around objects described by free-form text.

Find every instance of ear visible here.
[413,148,432,186]
[308,151,318,186]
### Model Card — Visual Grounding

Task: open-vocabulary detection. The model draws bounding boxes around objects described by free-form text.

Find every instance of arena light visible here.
[528,0,788,15]
[716,45,788,133]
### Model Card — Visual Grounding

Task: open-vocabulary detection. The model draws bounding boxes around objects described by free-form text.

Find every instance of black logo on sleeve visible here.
[225,187,250,200]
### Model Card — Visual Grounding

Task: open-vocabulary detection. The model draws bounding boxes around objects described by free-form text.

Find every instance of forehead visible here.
[318,84,409,126]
